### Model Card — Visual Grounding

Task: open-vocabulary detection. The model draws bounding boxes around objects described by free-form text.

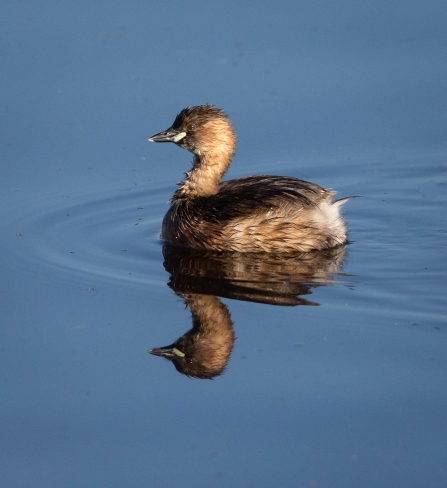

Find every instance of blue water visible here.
[1,1,446,487]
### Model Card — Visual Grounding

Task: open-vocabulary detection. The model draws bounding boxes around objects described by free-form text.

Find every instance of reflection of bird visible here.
[149,105,351,253]
[163,243,348,306]
[149,244,351,379]
[149,294,235,379]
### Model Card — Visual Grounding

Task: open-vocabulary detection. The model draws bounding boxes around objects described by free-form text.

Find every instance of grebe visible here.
[149,105,350,253]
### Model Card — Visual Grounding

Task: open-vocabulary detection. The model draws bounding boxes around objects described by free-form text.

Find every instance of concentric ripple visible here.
[9,185,172,288]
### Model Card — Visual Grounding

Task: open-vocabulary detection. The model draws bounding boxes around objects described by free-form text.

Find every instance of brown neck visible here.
[172,151,232,199]
[172,117,236,200]
[187,294,235,369]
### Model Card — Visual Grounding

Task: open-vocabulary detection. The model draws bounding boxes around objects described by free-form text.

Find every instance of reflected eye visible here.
[186,123,196,131]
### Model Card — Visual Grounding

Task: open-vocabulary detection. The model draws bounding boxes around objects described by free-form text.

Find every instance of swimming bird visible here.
[149,104,350,253]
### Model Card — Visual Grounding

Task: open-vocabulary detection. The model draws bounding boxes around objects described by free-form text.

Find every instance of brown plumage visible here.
[149,104,350,253]
[148,294,235,379]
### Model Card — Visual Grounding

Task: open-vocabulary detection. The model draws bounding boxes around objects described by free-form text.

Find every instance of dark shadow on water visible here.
[149,244,351,379]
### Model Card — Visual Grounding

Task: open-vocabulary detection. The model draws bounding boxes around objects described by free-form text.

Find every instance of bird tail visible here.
[333,195,358,207]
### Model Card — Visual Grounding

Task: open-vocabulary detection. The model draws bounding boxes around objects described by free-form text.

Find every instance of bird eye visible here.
[186,123,196,131]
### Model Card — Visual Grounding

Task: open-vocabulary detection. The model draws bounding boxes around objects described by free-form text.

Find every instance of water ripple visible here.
[9,186,171,288]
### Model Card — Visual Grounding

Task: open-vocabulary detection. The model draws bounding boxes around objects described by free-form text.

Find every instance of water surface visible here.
[1,1,446,487]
